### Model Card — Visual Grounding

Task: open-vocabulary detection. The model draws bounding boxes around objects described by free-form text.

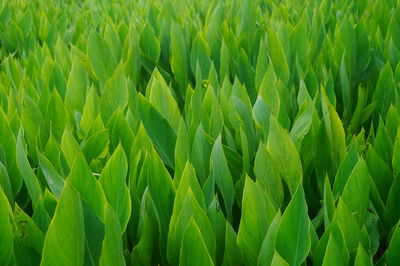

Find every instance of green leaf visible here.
[174,119,190,185]
[37,152,65,199]
[179,219,214,266]
[222,222,243,266]
[372,63,394,119]
[99,144,131,232]
[170,23,188,98]
[210,135,235,219]
[254,142,284,208]
[16,129,42,207]
[276,185,310,265]
[333,141,359,196]
[146,68,180,131]
[266,28,290,84]
[168,190,215,265]
[65,56,88,114]
[87,29,117,82]
[190,32,211,78]
[0,108,22,196]
[267,116,302,195]
[322,233,344,266]
[68,155,106,221]
[60,127,84,168]
[139,23,160,63]
[138,94,177,169]
[238,176,276,266]
[99,204,125,266]
[354,243,373,266]
[0,187,13,264]
[100,63,128,123]
[323,177,335,229]
[388,224,400,266]
[341,159,371,225]
[41,182,84,266]
[271,251,289,266]
[258,212,282,266]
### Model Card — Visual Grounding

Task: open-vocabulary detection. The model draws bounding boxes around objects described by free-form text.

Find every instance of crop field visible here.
[0,0,399,265]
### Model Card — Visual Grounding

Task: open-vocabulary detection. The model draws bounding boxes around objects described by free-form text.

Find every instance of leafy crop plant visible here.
[0,0,399,265]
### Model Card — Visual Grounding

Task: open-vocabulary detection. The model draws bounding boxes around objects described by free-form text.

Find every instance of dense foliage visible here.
[0,0,399,265]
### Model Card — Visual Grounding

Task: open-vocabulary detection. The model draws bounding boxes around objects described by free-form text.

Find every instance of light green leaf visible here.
[68,155,106,221]
[267,116,302,195]
[276,185,310,265]
[41,182,84,266]
[99,144,131,232]
[354,243,373,266]
[238,176,276,266]
[100,63,128,123]
[87,30,117,82]
[388,224,400,266]
[210,135,235,219]
[16,129,42,207]
[0,187,13,264]
[99,204,125,266]
[341,159,371,225]
[179,219,214,266]
[258,212,282,266]
[138,95,177,169]
[37,152,65,199]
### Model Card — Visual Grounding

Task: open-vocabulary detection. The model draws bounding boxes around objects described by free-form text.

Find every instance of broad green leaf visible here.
[333,141,359,196]
[354,243,373,266]
[386,173,400,228]
[258,212,282,266]
[0,187,13,264]
[139,23,160,63]
[99,144,131,232]
[16,129,42,207]
[138,95,177,169]
[333,199,360,252]
[266,28,289,84]
[238,176,276,266]
[100,63,128,123]
[372,63,394,119]
[314,222,349,266]
[60,127,84,168]
[322,233,344,266]
[68,155,106,220]
[190,32,211,79]
[99,204,125,266]
[323,177,335,229]
[0,108,22,196]
[388,224,400,266]
[170,23,188,98]
[179,219,214,266]
[174,119,190,185]
[254,142,283,208]
[146,149,176,259]
[267,116,302,195]
[168,190,215,265]
[41,182,84,266]
[222,222,242,266]
[210,135,235,219]
[65,56,88,114]
[37,152,65,198]
[271,251,289,266]
[131,190,157,266]
[276,185,310,265]
[87,30,117,82]
[341,159,371,225]
[146,68,180,131]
